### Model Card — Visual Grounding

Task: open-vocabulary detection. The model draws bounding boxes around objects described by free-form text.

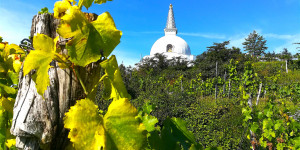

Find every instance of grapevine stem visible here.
[73,68,88,95]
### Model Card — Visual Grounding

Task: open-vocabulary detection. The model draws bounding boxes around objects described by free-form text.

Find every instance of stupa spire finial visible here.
[164,4,177,35]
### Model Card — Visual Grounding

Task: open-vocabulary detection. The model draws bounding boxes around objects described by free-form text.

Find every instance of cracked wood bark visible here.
[10,13,98,150]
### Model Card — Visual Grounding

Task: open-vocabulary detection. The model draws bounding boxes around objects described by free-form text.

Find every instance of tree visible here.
[280,48,292,73]
[243,30,267,57]
[264,51,276,61]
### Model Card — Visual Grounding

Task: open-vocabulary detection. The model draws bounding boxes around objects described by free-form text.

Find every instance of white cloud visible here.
[178,32,226,39]
[264,33,296,40]
[228,34,248,50]
[273,34,300,54]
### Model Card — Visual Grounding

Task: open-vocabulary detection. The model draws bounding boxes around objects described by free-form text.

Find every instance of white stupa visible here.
[143,4,195,62]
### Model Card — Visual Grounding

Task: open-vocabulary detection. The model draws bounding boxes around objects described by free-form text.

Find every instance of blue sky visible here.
[1,0,300,66]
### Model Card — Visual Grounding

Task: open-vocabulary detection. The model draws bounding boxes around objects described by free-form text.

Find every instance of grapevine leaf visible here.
[274,121,282,131]
[92,12,122,57]
[141,114,158,132]
[0,63,5,72]
[13,60,22,73]
[78,0,93,9]
[0,83,16,95]
[0,107,6,149]
[53,0,72,18]
[94,0,112,5]
[24,51,52,96]
[0,97,15,113]
[161,117,198,150]
[64,99,105,150]
[5,139,16,149]
[2,44,24,60]
[7,71,18,85]
[142,101,154,114]
[250,122,259,133]
[57,6,121,66]
[23,34,57,96]
[64,98,147,150]
[100,55,131,100]
[104,98,147,150]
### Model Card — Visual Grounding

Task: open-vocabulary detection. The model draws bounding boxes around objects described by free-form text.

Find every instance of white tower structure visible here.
[144,4,195,62]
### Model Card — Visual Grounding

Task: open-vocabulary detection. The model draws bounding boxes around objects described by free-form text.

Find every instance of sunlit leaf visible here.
[92,12,122,57]
[141,114,158,132]
[13,60,21,73]
[64,98,147,150]
[5,139,16,148]
[0,97,15,113]
[100,55,130,100]
[104,98,147,150]
[0,83,16,95]
[64,99,105,150]
[57,7,121,66]
[23,34,57,96]
[94,0,112,5]
[78,0,93,9]
[53,0,72,18]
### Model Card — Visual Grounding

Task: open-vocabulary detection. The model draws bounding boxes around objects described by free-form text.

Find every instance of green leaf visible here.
[274,120,282,131]
[161,117,198,150]
[7,71,18,85]
[100,55,131,100]
[251,122,259,133]
[23,34,57,96]
[0,83,16,95]
[141,114,158,132]
[57,7,121,66]
[205,147,222,150]
[142,101,154,114]
[0,107,6,150]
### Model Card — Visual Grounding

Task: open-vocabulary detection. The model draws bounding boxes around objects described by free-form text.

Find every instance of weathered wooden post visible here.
[10,13,98,150]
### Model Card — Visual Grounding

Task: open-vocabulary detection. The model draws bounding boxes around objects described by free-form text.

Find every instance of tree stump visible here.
[10,13,98,150]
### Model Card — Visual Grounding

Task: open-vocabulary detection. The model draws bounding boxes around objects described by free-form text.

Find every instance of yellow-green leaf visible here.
[64,99,105,150]
[78,0,93,9]
[57,7,121,66]
[0,83,16,95]
[104,98,147,150]
[64,98,147,150]
[5,139,16,148]
[94,0,112,5]
[53,0,72,18]
[33,34,56,53]
[13,59,22,73]
[0,97,15,113]
[23,34,57,96]
[92,12,122,57]
[100,55,130,100]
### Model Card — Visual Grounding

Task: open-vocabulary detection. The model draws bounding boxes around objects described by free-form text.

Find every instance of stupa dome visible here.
[142,4,195,63]
[150,34,191,55]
